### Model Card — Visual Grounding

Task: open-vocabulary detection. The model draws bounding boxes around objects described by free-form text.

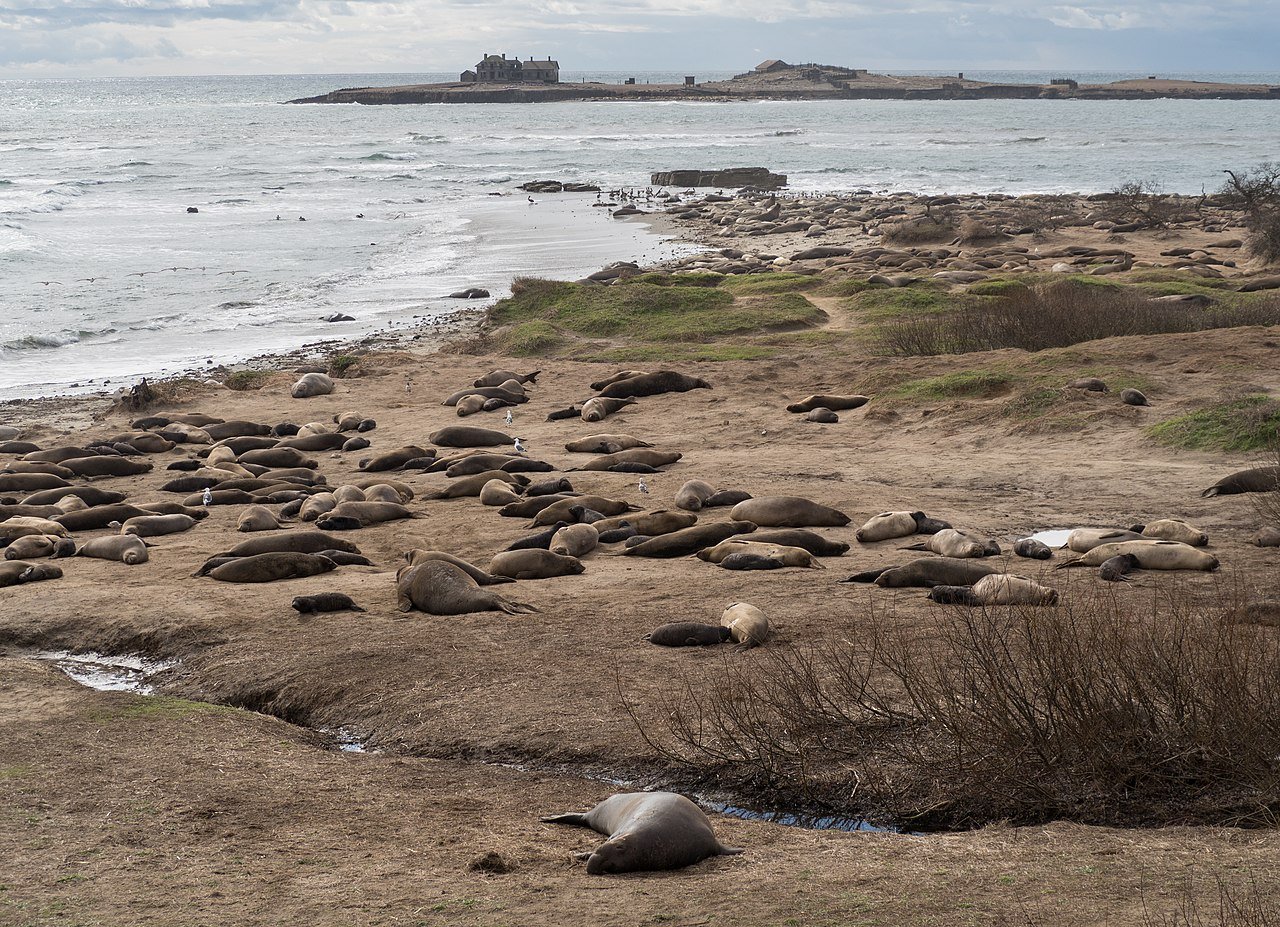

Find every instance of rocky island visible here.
[288,60,1280,104]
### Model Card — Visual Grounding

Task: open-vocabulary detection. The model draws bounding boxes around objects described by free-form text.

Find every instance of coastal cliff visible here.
[288,67,1280,104]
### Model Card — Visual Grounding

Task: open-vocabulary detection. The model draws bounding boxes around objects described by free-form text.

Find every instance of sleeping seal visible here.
[396,560,535,615]
[645,623,732,647]
[730,496,849,528]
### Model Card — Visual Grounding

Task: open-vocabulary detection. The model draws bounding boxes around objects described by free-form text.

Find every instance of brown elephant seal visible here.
[730,496,849,528]
[217,532,360,559]
[441,386,527,407]
[805,408,838,424]
[455,395,487,416]
[0,561,63,587]
[1131,518,1208,546]
[972,574,1059,605]
[581,396,636,423]
[313,514,362,532]
[360,446,432,472]
[78,535,149,565]
[279,433,346,452]
[1058,540,1219,572]
[403,549,515,586]
[698,539,823,569]
[203,421,272,441]
[444,453,522,476]
[327,501,415,524]
[624,521,756,558]
[4,535,76,560]
[291,593,364,614]
[342,437,371,452]
[594,511,697,536]
[396,560,535,615]
[1099,553,1141,582]
[856,511,926,543]
[1251,527,1280,548]
[498,494,575,518]
[541,792,741,875]
[674,479,716,511]
[317,550,373,567]
[550,523,599,558]
[0,472,70,492]
[718,553,785,570]
[488,549,585,580]
[526,477,573,497]
[721,602,771,648]
[346,477,414,501]
[3,461,74,477]
[0,441,39,454]
[21,487,126,507]
[786,394,869,413]
[843,557,1001,588]
[503,523,570,552]
[238,447,317,469]
[208,552,336,583]
[1013,537,1053,560]
[1069,377,1107,392]
[21,445,94,464]
[180,489,255,507]
[575,448,680,472]
[428,471,527,501]
[1066,528,1145,552]
[54,504,151,531]
[596,371,711,399]
[361,484,404,504]
[532,496,638,527]
[122,514,199,537]
[749,529,848,556]
[1120,388,1149,406]
[645,623,732,647]
[480,479,523,506]
[429,426,514,448]
[292,372,335,398]
[474,369,540,388]
[236,506,282,532]
[300,494,338,521]
[590,370,649,391]
[706,489,752,508]
[901,528,996,559]
[564,434,653,454]
[1201,466,1280,497]
[927,585,980,605]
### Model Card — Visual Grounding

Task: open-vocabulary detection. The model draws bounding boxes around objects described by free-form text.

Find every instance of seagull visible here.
[638,479,650,495]
[527,196,536,205]
[404,378,413,394]
[41,280,65,286]
[513,437,526,454]
[202,487,213,507]
[504,409,513,426]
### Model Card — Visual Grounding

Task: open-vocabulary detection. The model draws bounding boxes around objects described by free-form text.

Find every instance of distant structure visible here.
[461,54,560,84]
[755,59,790,73]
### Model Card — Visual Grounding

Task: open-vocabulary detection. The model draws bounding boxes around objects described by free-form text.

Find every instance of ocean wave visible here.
[356,153,415,162]
[1009,136,1047,143]
[408,133,447,144]
[1,327,114,353]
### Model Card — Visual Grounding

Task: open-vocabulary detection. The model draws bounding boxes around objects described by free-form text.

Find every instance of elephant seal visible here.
[730,496,849,529]
[1099,553,1140,582]
[217,532,359,559]
[78,535,149,565]
[342,437,371,452]
[291,593,365,614]
[721,602,771,648]
[279,433,346,452]
[396,561,535,615]
[403,549,515,586]
[445,453,522,476]
[480,479,523,506]
[526,477,573,497]
[239,447,316,469]
[1252,527,1280,548]
[1202,466,1280,497]
[0,473,70,492]
[1013,538,1053,560]
[605,463,657,474]
[532,496,637,527]
[623,521,756,558]
[503,522,570,552]
[292,372,335,398]
[429,426,513,448]
[927,585,982,605]
[581,396,636,423]
[675,479,716,511]
[901,528,994,559]
[596,371,711,400]
[54,504,150,531]
[20,487,126,507]
[805,408,838,424]
[1132,518,1208,547]
[203,421,272,441]
[842,557,1000,588]
[697,539,823,569]
[598,525,637,544]
[300,494,338,521]
[594,511,697,536]
[313,514,362,532]
[1067,528,1145,553]
[236,506,282,532]
[541,792,741,875]
[575,448,681,472]
[498,495,575,518]
[718,552,785,570]
[362,484,405,504]
[1120,388,1149,406]
[21,446,94,464]
[786,394,869,413]
[361,446,432,472]
[208,552,336,583]
[456,395,487,416]
[1058,540,1219,572]
[1069,377,1107,392]
[441,386,526,407]
[0,441,39,454]
[429,471,527,501]
[0,561,63,587]
[855,511,933,543]
[645,623,732,647]
[971,574,1058,605]
[564,434,653,454]
[488,549,585,580]
[590,370,649,391]
[550,523,599,558]
[328,501,415,524]
[748,529,848,556]
[4,535,76,560]
[706,489,752,508]
[474,369,540,388]
[121,514,198,537]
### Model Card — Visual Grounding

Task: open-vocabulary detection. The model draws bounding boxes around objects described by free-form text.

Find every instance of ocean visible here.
[2,71,1278,399]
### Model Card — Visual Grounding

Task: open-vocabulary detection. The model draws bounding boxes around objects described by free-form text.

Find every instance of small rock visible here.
[186,206,199,214]
[468,851,513,874]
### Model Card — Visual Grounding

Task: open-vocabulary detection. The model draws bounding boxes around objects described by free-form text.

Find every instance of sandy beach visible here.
[2,185,1280,925]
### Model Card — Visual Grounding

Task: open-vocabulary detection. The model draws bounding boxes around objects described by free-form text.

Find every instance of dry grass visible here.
[631,585,1280,830]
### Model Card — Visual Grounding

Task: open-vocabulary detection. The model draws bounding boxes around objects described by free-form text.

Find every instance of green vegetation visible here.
[488,276,825,360]
[720,272,823,296]
[966,278,1030,298]
[0,765,31,780]
[223,370,271,391]
[89,696,233,722]
[1148,395,1280,452]
[850,286,954,321]
[327,353,361,377]
[887,370,1015,401]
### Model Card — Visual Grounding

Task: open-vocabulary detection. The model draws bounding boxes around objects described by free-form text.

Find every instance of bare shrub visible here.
[1146,875,1279,927]
[1109,179,1192,229]
[879,280,1280,355]
[1253,440,1280,527]
[880,216,956,245]
[1222,164,1280,264]
[633,585,1280,829]
[957,216,1004,243]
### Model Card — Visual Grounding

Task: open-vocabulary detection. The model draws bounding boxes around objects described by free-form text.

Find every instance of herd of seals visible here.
[2,362,1278,873]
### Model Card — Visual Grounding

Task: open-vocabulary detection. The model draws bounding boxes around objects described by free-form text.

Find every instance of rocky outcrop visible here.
[650,168,788,190]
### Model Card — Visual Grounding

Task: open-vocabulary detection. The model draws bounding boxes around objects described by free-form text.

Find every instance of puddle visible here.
[703,800,896,833]
[32,650,176,694]
[1025,529,1072,548]
[317,726,375,754]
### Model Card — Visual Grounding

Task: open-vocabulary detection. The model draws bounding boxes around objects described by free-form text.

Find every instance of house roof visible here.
[523,60,559,70]
[756,59,789,71]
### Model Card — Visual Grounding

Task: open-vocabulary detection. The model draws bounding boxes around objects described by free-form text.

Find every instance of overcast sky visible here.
[2,0,1278,78]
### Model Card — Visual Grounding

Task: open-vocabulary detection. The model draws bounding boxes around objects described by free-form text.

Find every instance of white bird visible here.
[202,487,213,507]
[404,378,413,394]
[504,409,513,426]
[638,479,649,495]
[514,437,526,454]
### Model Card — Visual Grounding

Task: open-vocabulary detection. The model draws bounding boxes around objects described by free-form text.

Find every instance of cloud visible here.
[1044,5,1145,29]
[0,29,180,64]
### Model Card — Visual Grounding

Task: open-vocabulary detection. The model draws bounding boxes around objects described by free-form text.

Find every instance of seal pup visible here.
[748,529,848,556]
[721,602,772,648]
[805,408,838,423]
[396,560,535,615]
[718,552,786,570]
[1013,537,1053,560]
[645,623,732,646]
[292,593,365,614]
[1120,388,1149,406]
[581,396,636,423]
[503,522,570,552]
[0,561,63,587]
[1251,527,1280,548]
[541,792,741,875]
[1099,553,1140,582]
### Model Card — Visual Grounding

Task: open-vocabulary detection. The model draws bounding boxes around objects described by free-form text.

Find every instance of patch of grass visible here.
[888,370,1015,401]
[629,271,724,288]
[1148,396,1280,452]
[327,354,361,378]
[852,286,955,322]
[594,344,775,363]
[222,370,271,391]
[499,320,565,356]
[1004,386,1064,419]
[89,696,233,722]
[720,272,824,296]
[0,765,31,780]
[967,279,1031,298]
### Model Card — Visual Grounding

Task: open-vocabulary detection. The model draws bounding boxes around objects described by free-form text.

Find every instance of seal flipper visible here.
[717,844,745,856]
[841,567,889,584]
[499,600,539,615]
[898,542,928,551]
[541,812,591,826]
